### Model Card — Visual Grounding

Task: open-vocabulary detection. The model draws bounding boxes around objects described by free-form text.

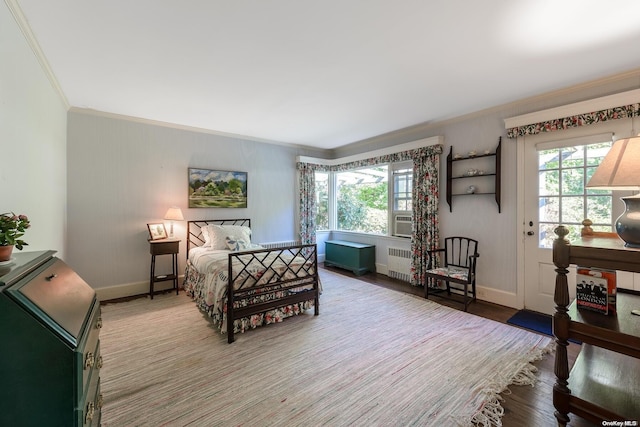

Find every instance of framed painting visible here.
[188,168,248,208]
[147,223,168,240]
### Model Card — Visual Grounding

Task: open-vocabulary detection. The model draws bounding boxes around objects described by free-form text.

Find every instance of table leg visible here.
[149,254,156,299]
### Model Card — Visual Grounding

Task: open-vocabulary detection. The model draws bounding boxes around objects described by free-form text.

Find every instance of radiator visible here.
[388,247,411,282]
[259,240,301,249]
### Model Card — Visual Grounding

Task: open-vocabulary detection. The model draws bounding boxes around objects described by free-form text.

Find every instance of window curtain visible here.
[296,162,329,244]
[297,143,443,287]
[409,145,443,287]
[506,103,640,139]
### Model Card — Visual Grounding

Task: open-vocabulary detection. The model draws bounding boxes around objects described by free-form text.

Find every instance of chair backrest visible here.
[444,237,479,270]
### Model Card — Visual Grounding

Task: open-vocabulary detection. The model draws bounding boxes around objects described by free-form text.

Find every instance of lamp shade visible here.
[586,136,640,190]
[164,207,184,221]
[586,135,640,248]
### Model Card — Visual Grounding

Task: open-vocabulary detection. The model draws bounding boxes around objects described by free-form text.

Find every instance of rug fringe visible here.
[456,341,554,427]
[467,395,505,427]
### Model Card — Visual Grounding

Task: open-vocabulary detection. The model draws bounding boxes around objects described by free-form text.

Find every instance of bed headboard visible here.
[187,219,251,257]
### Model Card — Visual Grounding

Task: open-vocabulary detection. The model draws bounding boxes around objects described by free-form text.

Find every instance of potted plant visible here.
[0,212,31,261]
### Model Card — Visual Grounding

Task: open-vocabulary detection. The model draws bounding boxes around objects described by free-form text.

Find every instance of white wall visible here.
[68,72,640,305]
[0,3,68,258]
[66,111,322,296]
[333,71,640,305]
[7,0,640,306]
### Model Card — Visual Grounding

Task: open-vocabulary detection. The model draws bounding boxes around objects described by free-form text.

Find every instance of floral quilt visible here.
[183,247,318,334]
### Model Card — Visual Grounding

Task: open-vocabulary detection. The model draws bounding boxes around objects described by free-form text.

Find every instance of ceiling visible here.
[13,0,640,150]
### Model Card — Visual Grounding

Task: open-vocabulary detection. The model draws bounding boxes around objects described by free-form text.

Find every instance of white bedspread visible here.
[188,245,262,273]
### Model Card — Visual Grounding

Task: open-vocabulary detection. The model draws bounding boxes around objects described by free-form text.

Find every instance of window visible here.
[315,162,412,236]
[537,142,612,247]
[336,166,389,234]
[393,166,413,212]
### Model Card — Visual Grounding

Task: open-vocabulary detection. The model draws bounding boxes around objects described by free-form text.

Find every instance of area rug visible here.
[99,269,553,427]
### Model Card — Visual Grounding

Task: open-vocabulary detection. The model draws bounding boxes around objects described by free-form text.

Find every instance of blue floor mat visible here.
[507,309,580,344]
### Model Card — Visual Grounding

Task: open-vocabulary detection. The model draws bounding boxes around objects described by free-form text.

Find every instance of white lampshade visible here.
[586,135,640,247]
[586,136,640,190]
[164,207,184,238]
[164,207,184,221]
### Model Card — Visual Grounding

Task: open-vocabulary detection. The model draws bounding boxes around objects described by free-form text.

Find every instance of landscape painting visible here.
[188,168,248,208]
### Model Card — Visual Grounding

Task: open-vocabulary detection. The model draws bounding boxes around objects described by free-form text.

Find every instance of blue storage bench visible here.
[325,240,375,276]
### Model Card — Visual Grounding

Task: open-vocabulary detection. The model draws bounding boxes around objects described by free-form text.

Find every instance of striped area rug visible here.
[99,269,552,426]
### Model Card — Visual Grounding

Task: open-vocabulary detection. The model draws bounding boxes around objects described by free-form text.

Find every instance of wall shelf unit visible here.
[446,136,501,212]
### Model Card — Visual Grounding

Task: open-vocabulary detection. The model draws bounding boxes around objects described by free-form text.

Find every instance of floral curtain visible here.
[506,103,640,139]
[296,162,329,244]
[409,145,443,287]
[297,143,443,287]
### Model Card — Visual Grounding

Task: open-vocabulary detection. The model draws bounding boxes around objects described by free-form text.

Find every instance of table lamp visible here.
[586,135,640,247]
[164,207,184,238]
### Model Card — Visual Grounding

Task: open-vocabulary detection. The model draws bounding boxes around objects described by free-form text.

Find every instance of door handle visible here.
[527,231,535,236]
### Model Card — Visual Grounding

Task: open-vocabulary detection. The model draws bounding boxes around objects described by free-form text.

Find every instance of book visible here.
[576,267,616,315]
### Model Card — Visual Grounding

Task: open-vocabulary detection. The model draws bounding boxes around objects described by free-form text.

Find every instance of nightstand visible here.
[149,239,180,299]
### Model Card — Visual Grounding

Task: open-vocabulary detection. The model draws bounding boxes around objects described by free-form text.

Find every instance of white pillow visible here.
[202,225,251,250]
[201,225,213,247]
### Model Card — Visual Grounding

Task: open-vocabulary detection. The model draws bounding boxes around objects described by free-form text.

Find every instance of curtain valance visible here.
[506,103,640,139]
[296,144,442,172]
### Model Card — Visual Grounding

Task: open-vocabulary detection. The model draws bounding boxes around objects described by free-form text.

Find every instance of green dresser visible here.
[0,251,102,427]
[325,240,375,276]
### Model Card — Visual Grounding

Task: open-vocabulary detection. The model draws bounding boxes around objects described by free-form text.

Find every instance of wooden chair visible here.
[424,236,479,311]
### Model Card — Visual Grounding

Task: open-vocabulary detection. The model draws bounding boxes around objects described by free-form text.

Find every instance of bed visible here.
[183,219,320,343]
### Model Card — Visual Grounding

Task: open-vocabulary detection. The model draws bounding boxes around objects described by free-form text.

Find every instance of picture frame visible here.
[188,168,248,208]
[147,223,168,240]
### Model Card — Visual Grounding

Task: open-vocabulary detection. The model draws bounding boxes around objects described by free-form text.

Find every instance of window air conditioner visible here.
[394,214,412,238]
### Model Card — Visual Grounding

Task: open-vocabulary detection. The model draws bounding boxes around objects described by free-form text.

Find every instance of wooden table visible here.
[552,226,640,425]
[149,239,180,299]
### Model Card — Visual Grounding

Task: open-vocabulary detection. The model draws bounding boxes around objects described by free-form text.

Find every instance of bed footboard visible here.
[226,244,319,343]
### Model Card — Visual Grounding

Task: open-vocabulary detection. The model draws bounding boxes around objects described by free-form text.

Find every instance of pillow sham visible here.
[202,224,252,250]
[225,236,250,252]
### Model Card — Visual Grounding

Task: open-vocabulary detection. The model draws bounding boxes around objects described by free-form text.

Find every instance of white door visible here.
[522,134,615,315]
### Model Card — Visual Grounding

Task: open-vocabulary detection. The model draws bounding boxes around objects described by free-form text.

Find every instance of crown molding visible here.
[5,0,69,109]
[68,107,327,152]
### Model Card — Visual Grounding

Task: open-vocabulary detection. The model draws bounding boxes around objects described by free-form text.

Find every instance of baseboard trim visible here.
[376,263,519,309]
[96,270,520,311]
[476,285,519,309]
[96,276,184,302]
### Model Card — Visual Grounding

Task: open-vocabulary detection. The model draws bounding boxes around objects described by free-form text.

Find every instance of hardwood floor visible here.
[322,265,596,427]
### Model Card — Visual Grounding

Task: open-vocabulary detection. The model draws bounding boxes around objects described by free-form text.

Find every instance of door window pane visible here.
[587,196,612,224]
[539,170,559,196]
[561,196,585,223]
[539,196,559,223]
[560,146,583,167]
[538,223,558,249]
[561,168,584,195]
[537,142,612,248]
[538,149,559,169]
